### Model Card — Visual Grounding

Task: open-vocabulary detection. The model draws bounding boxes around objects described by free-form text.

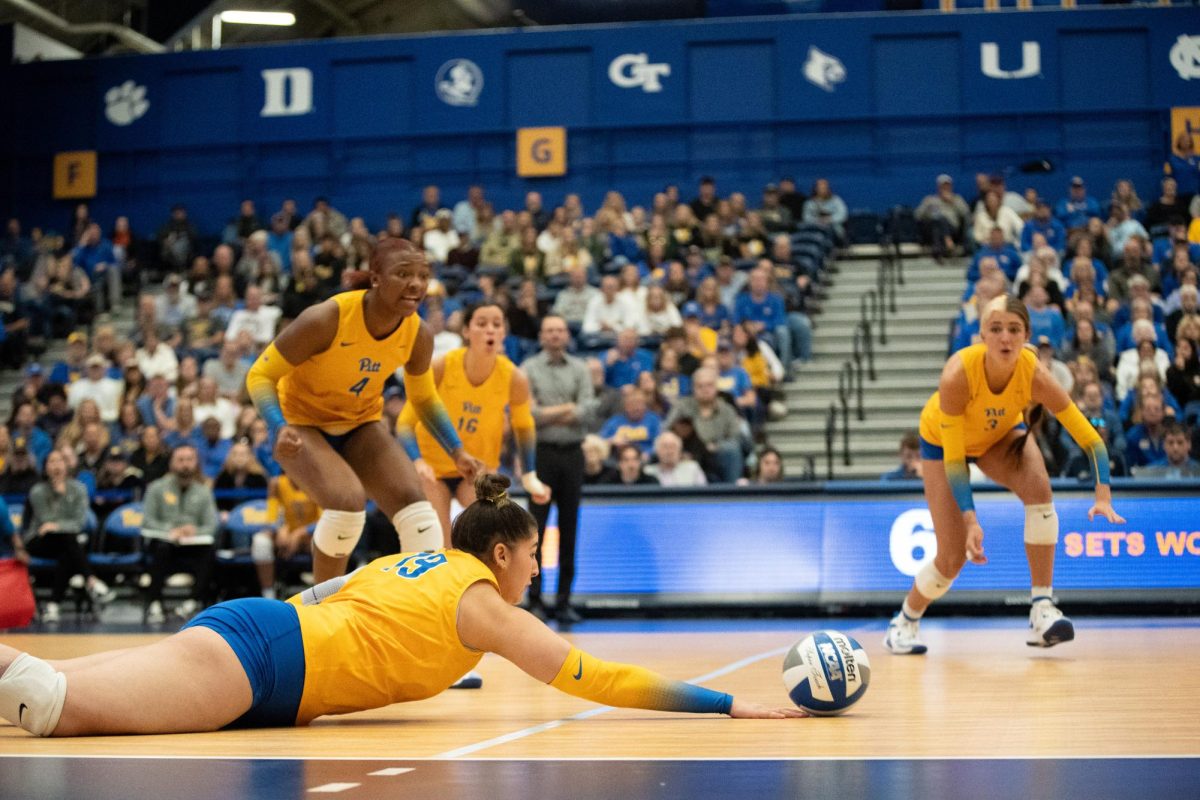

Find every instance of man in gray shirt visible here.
[522,314,594,624]
[665,367,745,482]
[202,340,250,401]
[141,444,219,622]
[550,265,599,330]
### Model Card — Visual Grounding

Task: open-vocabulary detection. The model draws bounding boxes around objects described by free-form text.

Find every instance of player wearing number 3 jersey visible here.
[396,302,550,544]
[246,239,485,584]
[0,474,801,737]
[885,296,1125,655]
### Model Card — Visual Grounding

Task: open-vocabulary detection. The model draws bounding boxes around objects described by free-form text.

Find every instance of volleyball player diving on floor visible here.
[395,301,551,544]
[885,295,1125,655]
[0,474,803,737]
[245,237,484,584]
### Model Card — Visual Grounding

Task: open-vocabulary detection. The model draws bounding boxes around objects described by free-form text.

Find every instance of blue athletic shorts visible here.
[318,422,374,454]
[183,597,306,729]
[919,423,1026,461]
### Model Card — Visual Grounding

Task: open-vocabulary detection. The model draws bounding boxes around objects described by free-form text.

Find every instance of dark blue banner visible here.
[3,8,1198,233]
[537,488,1200,605]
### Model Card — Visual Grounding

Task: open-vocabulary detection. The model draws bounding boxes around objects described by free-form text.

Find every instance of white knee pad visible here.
[1025,503,1059,546]
[311,509,367,559]
[0,653,67,736]
[394,501,443,552]
[251,531,275,565]
[914,561,954,601]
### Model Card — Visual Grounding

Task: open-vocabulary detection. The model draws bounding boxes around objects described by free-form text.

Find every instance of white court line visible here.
[432,645,792,760]
[368,767,414,776]
[308,783,360,793]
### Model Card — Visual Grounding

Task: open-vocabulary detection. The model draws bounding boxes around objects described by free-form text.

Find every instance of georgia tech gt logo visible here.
[608,53,671,93]
[980,42,1041,80]
[803,47,846,93]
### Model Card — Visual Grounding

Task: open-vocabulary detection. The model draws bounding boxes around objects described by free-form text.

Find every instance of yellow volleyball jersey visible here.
[278,290,421,433]
[919,343,1037,457]
[291,549,498,725]
[416,348,512,478]
[267,475,321,531]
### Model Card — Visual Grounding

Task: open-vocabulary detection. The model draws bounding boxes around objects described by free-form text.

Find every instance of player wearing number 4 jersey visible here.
[396,302,551,543]
[246,238,484,585]
[0,474,801,737]
[885,296,1125,655]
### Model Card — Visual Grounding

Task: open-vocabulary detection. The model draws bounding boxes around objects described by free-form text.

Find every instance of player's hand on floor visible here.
[729,698,807,719]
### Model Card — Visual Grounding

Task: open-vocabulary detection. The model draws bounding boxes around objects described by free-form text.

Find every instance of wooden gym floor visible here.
[1,617,1198,799]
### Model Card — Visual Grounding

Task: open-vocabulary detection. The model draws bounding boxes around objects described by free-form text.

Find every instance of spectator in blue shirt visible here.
[1024,285,1066,350]
[881,431,922,481]
[734,267,793,366]
[604,328,656,389]
[969,227,1022,283]
[48,331,89,386]
[1106,203,1149,257]
[1125,393,1167,469]
[266,213,294,274]
[72,223,118,315]
[1152,221,1200,269]
[1055,176,1102,232]
[599,387,662,456]
[715,338,758,423]
[194,417,233,480]
[1144,421,1200,478]
[1165,132,1200,200]
[1020,200,1067,254]
[607,218,642,264]
[9,400,53,468]
[136,374,177,430]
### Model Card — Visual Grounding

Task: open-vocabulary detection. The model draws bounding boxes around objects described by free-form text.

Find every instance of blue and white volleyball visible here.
[782,630,871,716]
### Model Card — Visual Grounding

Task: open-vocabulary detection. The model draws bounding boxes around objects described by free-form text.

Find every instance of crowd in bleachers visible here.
[0,176,844,617]
[924,142,1200,480]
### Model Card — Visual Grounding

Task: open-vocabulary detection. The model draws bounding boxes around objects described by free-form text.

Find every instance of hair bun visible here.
[474,473,512,506]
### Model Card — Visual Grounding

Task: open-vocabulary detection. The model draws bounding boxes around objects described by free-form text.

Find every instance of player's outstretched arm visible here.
[458,582,797,717]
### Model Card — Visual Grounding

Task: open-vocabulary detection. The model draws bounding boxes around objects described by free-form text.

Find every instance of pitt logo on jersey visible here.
[358,358,382,373]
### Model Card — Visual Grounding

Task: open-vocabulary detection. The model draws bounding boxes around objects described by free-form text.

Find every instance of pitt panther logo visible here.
[358,358,381,373]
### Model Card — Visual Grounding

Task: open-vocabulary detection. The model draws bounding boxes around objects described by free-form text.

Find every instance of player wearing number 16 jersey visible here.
[246,239,485,584]
[397,302,551,544]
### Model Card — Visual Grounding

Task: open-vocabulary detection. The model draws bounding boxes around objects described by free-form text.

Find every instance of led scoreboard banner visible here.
[526,482,1200,608]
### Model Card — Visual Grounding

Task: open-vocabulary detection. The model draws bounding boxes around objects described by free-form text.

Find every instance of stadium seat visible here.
[88,502,146,587]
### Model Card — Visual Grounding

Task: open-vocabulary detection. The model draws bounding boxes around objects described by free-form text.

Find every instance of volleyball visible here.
[782,630,871,716]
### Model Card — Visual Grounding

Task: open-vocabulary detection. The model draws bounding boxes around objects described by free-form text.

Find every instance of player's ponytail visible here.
[451,473,537,560]
[1006,404,1045,463]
